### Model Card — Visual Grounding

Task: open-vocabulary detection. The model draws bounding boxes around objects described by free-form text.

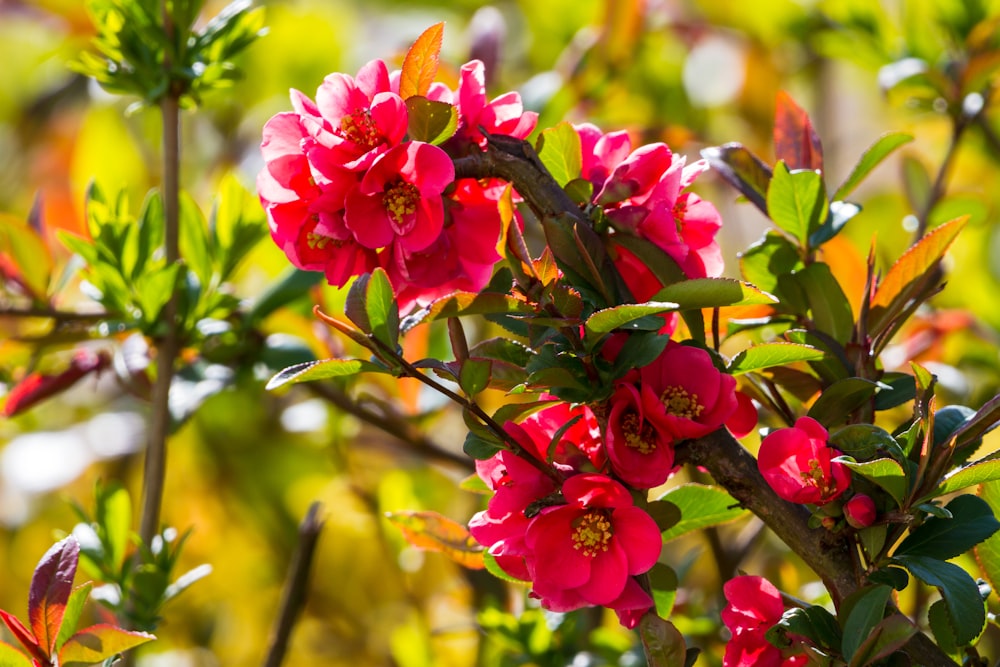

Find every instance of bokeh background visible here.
[4,0,1000,665]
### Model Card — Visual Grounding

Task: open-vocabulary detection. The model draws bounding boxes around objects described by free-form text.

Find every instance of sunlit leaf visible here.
[536,121,582,187]
[398,22,444,99]
[54,583,92,655]
[0,213,53,301]
[837,458,907,507]
[833,132,913,201]
[974,481,1000,596]
[584,302,678,340]
[58,624,155,665]
[870,216,968,337]
[0,642,32,667]
[656,484,748,542]
[385,511,485,569]
[727,342,825,375]
[773,90,823,172]
[265,358,386,390]
[651,278,776,309]
[405,97,457,145]
[767,161,828,248]
[29,537,79,655]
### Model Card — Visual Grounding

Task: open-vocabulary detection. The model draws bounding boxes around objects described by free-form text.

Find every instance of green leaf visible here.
[656,484,748,542]
[647,563,678,620]
[727,342,825,375]
[927,599,961,659]
[483,551,528,584]
[829,424,903,462]
[700,143,772,214]
[833,132,914,201]
[54,583,92,654]
[766,161,828,248]
[463,431,505,460]
[405,97,458,145]
[459,359,491,397]
[808,378,881,427]
[134,191,165,282]
[951,394,1000,453]
[895,494,1000,560]
[414,292,536,323]
[769,606,841,650]
[791,262,854,344]
[848,615,918,667]
[808,200,861,248]
[58,624,155,665]
[937,458,1000,495]
[974,480,1000,598]
[584,302,679,341]
[468,338,534,367]
[651,278,776,309]
[135,264,181,328]
[891,555,985,646]
[365,268,399,349]
[837,458,907,507]
[638,615,687,667]
[265,358,385,390]
[841,584,892,663]
[874,373,917,411]
[738,230,803,295]
[99,484,132,572]
[178,192,213,289]
[536,121,582,187]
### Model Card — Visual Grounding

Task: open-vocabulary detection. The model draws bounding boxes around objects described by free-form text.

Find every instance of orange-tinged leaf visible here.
[58,624,155,665]
[0,611,44,663]
[0,213,54,301]
[870,216,968,333]
[385,510,485,569]
[774,91,823,172]
[399,22,444,99]
[29,537,79,656]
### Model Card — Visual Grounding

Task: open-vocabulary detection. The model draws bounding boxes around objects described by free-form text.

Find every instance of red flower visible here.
[758,417,850,506]
[344,142,454,252]
[722,576,808,667]
[605,384,676,489]
[845,494,877,528]
[638,342,746,442]
[524,474,661,612]
[455,60,537,148]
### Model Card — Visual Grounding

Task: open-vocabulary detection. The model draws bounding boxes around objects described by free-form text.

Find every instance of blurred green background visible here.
[4,0,1000,665]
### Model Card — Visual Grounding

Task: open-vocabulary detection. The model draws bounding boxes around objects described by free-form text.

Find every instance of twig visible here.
[263,502,326,667]
[0,306,109,322]
[306,382,473,471]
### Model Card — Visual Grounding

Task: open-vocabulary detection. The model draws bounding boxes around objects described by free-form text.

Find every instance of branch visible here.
[263,502,325,667]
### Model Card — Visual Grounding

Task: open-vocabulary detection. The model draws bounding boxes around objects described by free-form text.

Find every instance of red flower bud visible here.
[845,494,877,529]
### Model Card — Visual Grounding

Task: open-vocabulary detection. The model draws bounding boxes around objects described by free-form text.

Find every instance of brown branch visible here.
[263,502,326,667]
[0,306,109,322]
[306,382,473,471]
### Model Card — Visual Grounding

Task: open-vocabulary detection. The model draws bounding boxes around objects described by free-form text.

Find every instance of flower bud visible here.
[845,494,877,529]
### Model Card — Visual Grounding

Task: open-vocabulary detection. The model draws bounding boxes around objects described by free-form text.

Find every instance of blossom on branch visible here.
[758,417,850,506]
[722,575,808,667]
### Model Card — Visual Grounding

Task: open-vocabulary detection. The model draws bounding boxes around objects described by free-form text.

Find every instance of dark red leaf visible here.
[28,537,79,656]
[774,91,824,172]
[3,349,110,418]
[0,610,46,663]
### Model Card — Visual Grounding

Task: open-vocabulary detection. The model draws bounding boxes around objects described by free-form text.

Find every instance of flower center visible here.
[621,412,657,454]
[306,231,341,250]
[801,458,836,499]
[383,181,419,226]
[339,108,380,149]
[661,386,704,420]
[571,511,613,557]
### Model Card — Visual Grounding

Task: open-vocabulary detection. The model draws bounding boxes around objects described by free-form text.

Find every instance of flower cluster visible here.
[575,123,725,302]
[468,402,662,627]
[258,58,537,309]
[758,417,850,506]
[606,342,756,488]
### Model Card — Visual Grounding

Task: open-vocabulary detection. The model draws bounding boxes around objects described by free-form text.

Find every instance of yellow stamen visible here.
[571,511,613,557]
[661,385,704,420]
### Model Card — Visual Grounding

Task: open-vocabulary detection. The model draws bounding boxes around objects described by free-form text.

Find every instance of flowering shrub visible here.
[9,5,1000,666]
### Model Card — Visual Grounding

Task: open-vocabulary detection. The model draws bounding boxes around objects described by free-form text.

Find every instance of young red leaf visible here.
[0,611,45,664]
[398,22,444,100]
[385,510,485,569]
[28,537,79,656]
[774,91,824,172]
[58,624,155,665]
[3,350,110,417]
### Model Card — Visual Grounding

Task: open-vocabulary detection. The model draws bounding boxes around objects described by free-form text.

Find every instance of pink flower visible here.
[344,142,454,252]
[525,474,661,613]
[758,417,851,506]
[455,60,537,148]
[845,494,877,529]
[307,59,408,171]
[722,576,808,667]
[384,178,508,310]
[576,122,632,190]
[605,383,676,489]
[638,342,745,442]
